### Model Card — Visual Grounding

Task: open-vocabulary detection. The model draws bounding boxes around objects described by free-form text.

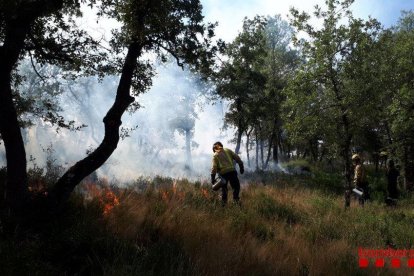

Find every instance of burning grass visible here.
[1,172,414,275]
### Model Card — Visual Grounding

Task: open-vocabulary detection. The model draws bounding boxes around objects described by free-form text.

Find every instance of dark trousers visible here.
[388,182,398,199]
[220,170,240,204]
[357,182,370,205]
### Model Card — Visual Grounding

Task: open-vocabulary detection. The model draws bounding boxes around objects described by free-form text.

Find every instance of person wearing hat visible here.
[352,153,369,205]
[211,142,244,205]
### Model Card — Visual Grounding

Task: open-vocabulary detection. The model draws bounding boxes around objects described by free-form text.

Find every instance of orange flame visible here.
[171,181,185,201]
[82,182,120,216]
[161,190,169,202]
[100,188,120,216]
[201,188,209,199]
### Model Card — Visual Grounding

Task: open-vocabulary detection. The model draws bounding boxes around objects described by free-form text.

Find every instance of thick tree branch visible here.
[49,43,142,205]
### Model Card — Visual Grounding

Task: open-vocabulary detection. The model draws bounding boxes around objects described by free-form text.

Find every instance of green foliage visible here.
[216,15,268,132]
[25,145,64,192]
[96,0,220,101]
[376,11,414,185]
[14,62,86,131]
[285,0,383,163]
[215,14,298,167]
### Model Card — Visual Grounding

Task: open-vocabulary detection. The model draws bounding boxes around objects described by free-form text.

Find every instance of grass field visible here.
[1,165,413,275]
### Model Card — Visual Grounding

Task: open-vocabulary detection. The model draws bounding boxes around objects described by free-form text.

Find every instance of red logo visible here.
[358,248,414,269]
[391,259,401,268]
[375,259,385,268]
[359,258,369,268]
[408,259,414,268]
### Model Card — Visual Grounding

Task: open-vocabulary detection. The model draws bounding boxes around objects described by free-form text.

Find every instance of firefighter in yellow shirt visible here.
[352,153,370,205]
[211,142,244,205]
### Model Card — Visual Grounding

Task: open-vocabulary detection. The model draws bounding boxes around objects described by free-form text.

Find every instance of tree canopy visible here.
[0,0,219,215]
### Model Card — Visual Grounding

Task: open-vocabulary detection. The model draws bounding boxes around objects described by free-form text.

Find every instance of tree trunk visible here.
[264,137,273,170]
[0,1,65,214]
[0,19,36,212]
[264,126,274,169]
[319,145,327,162]
[273,142,279,163]
[265,119,278,169]
[403,145,414,191]
[235,127,243,155]
[234,96,245,155]
[343,143,352,208]
[245,129,251,168]
[255,133,259,171]
[257,122,264,168]
[185,129,193,170]
[339,111,352,208]
[49,43,141,206]
[384,121,393,148]
[330,70,353,208]
[273,127,281,163]
[260,140,264,169]
[309,139,318,162]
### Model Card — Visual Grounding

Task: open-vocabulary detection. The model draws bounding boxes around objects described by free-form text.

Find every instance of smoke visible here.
[0,62,239,183]
[0,62,290,184]
[101,63,238,181]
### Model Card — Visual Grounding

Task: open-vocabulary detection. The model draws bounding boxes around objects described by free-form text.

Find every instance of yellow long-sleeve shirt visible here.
[353,164,366,187]
[211,148,243,175]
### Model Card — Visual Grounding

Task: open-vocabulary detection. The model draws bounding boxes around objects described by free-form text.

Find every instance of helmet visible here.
[352,154,360,161]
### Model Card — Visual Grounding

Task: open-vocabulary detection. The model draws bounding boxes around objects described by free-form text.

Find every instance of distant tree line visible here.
[214,0,414,206]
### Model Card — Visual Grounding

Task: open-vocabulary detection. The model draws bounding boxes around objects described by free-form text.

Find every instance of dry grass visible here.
[2,172,413,275]
[96,178,414,275]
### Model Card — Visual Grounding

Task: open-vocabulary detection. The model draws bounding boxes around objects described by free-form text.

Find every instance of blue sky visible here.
[201,0,414,42]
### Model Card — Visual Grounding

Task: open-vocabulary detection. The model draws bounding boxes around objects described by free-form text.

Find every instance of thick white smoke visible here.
[0,63,239,184]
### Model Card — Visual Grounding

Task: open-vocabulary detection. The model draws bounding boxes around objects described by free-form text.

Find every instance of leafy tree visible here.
[286,0,382,207]
[216,16,267,156]
[0,0,218,215]
[215,15,298,170]
[377,11,414,189]
[261,15,298,167]
[167,67,204,171]
[0,0,99,213]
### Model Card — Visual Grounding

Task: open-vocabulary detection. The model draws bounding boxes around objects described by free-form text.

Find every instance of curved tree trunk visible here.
[49,43,141,206]
[234,128,243,155]
[234,97,244,155]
